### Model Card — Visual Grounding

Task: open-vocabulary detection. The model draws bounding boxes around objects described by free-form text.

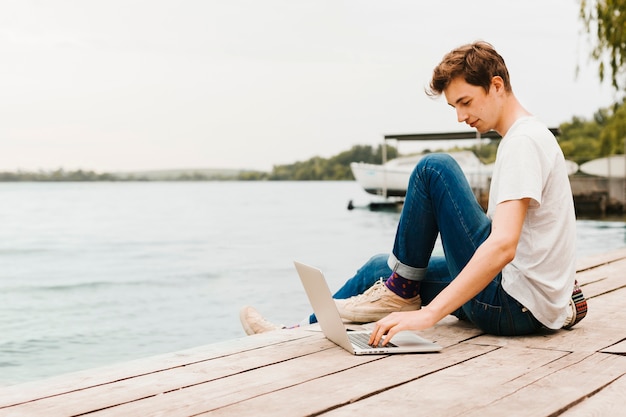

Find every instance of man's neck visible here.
[495,95,532,136]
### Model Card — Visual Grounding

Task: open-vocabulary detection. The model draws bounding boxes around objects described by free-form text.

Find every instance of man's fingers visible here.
[369,314,399,346]
[369,322,387,346]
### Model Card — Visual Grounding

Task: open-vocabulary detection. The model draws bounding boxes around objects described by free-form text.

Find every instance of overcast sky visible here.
[0,0,618,172]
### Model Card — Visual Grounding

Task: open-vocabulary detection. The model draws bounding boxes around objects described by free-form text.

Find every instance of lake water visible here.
[1,181,625,385]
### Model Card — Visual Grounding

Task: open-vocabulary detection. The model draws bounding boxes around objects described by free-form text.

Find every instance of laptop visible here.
[294,261,442,355]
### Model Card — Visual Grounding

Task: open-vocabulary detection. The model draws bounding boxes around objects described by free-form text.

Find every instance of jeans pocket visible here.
[469,299,502,335]
[469,297,543,336]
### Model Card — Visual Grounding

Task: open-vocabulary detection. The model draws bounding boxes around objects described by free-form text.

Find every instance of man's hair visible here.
[427,41,512,96]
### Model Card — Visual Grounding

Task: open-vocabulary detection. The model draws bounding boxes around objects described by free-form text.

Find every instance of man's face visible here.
[444,77,499,134]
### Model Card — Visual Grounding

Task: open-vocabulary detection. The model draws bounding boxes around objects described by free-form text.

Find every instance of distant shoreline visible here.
[0,168,267,182]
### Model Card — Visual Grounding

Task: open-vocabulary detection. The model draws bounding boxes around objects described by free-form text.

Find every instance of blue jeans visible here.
[311,154,542,336]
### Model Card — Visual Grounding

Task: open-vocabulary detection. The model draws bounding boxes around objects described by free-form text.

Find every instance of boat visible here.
[350,128,571,203]
[565,160,580,176]
[579,155,626,178]
[352,152,579,199]
[350,151,492,197]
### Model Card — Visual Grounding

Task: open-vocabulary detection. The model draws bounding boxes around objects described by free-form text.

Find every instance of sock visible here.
[385,272,420,298]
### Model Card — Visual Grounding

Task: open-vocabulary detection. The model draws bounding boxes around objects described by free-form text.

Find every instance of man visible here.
[240,41,587,344]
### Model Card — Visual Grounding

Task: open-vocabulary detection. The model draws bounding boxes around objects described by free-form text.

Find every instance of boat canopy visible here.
[380,128,560,165]
[383,128,560,142]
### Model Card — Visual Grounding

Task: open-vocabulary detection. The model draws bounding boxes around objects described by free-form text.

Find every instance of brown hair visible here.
[426,41,512,96]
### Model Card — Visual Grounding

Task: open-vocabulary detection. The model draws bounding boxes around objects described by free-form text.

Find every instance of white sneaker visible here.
[239,306,286,335]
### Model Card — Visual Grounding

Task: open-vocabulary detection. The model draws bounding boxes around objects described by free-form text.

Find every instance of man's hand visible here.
[368,307,438,346]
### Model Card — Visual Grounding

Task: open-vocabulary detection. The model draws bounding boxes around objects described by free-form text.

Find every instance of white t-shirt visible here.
[487,116,576,329]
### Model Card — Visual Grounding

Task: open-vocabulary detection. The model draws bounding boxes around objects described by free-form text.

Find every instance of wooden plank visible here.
[559,374,626,416]
[320,350,626,417]
[311,347,570,416]
[0,330,313,408]
[85,343,384,417]
[575,264,613,287]
[575,247,626,272]
[601,340,626,355]
[191,343,499,417]
[576,256,626,296]
[578,285,626,330]
[0,332,328,417]
[460,353,626,417]
[77,321,484,417]
[0,316,481,416]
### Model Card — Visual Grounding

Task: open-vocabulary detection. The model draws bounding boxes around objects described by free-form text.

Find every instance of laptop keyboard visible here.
[349,332,397,349]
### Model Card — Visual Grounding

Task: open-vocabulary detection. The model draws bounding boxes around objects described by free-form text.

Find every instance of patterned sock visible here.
[385,272,420,298]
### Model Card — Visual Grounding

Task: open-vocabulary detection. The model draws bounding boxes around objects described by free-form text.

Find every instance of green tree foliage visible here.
[266,144,398,181]
[599,100,626,154]
[472,142,498,164]
[559,113,606,163]
[447,141,499,164]
[0,168,117,181]
[580,0,626,92]
[558,100,626,162]
[237,170,269,180]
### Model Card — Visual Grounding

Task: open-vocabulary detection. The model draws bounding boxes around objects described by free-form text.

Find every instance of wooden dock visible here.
[2,249,626,416]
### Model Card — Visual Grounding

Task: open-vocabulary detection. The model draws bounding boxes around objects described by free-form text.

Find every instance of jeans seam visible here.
[421,164,483,251]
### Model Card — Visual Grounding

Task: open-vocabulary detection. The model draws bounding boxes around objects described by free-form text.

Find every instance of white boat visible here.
[351,152,580,198]
[350,128,566,199]
[579,155,626,178]
[350,151,492,197]
[565,160,580,176]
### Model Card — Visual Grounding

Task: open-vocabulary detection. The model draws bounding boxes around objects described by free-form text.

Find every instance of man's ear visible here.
[491,76,505,93]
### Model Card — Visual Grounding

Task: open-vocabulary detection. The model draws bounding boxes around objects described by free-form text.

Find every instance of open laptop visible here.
[294,261,442,355]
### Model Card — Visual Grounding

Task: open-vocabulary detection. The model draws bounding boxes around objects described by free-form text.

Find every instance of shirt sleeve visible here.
[492,134,545,208]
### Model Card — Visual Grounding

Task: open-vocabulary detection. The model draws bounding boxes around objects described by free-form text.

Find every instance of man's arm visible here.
[369,198,530,346]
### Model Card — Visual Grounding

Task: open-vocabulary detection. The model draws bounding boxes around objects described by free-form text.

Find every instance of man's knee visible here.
[416,153,455,171]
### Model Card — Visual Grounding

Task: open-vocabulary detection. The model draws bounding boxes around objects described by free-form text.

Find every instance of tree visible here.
[598,99,626,154]
[558,101,626,161]
[559,114,606,163]
[266,144,399,181]
[580,0,626,92]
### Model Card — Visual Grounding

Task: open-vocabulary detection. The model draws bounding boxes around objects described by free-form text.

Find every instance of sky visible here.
[0,0,619,173]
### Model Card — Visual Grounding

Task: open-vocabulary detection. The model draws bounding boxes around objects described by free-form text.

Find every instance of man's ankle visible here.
[385,272,420,298]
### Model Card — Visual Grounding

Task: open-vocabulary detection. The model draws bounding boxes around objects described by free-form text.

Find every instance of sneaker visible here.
[335,278,421,323]
[239,306,286,335]
[562,280,588,329]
